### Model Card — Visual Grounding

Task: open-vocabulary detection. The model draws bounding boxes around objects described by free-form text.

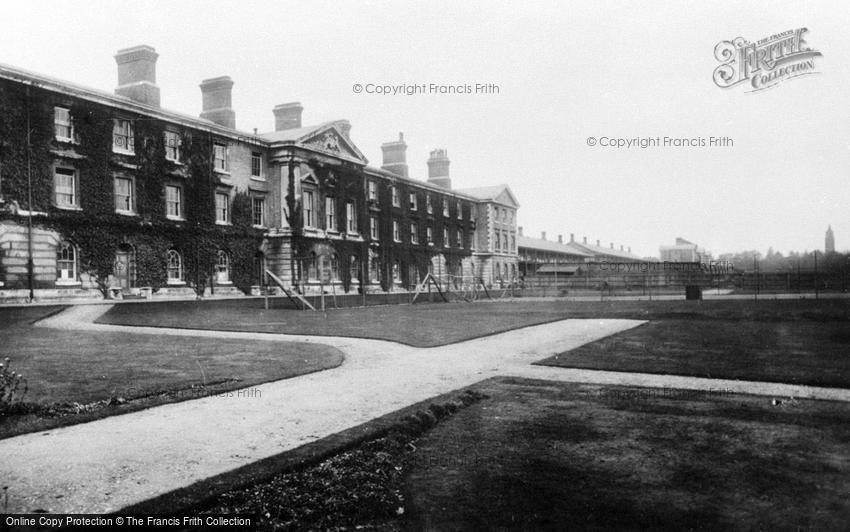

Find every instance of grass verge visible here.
[97,297,850,347]
[119,388,489,532]
[0,306,344,439]
[537,318,850,388]
[403,377,850,531]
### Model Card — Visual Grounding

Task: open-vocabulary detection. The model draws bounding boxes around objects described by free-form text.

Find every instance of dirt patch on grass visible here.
[156,390,490,531]
[402,378,850,531]
[538,319,850,388]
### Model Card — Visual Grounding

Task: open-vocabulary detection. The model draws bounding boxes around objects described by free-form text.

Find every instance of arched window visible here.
[369,249,380,283]
[307,252,318,281]
[349,255,360,282]
[216,250,231,283]
[330,253,340,281]
[56,241,77,282]
[254,252,267,286]
[392,260,401,283]
[167,249,183,283]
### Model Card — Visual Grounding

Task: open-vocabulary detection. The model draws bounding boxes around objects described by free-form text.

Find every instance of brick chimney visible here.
[596,240,601,247]
[381,133,408,178]
[558,234,563,244]
[114,45,160,107]
[583,236,587,244]
[273,102,303,131]
[427,149,451,189]
[620,245,624,251]
[628,246,632,253]
[200,76,236,128]
[541,231,546,240]
[570,233,575,243]
[335,119,351,139]
[518,226,523,236]
[610,242,614,249]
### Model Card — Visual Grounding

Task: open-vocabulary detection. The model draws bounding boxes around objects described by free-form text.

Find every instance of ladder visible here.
[265,270,316,311]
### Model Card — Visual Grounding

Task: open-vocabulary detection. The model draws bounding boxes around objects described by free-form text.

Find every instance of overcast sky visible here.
[2,0,847,257]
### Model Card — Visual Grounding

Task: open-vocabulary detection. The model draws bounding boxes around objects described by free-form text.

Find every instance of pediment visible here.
[299,126,367,164]
[494,187,520,208]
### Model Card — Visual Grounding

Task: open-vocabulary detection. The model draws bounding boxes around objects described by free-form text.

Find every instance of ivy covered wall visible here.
[0,79,264,296]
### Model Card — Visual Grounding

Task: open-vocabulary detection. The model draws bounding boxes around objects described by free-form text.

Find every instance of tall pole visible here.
[753,255,758,302]
[26,87,34,302]
[814,250,819,300]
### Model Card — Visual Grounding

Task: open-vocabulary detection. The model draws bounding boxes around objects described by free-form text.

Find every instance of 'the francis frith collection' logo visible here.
[713,28,822,92]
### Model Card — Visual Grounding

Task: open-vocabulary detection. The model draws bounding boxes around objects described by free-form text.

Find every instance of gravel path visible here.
[1,305,848,513]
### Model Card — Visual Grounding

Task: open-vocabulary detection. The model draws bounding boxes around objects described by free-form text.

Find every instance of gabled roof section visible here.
[259,121,367,165]
[454,184,520,208]
[517,235,593,257]
[571,241,643,261]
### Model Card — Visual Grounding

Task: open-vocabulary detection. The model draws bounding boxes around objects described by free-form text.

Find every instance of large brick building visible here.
[0,45,516,301]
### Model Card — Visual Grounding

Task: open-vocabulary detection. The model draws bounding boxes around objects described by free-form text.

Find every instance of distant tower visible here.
[825,225,835,253]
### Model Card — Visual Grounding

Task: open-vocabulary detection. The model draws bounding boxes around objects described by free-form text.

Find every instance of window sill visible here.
[166,159,183,166]
[113,148,136,156]
[167,216,185,222]
[215,281,233,285]
[252,224,267,230]
[215,220,231,226]
[55,204,82,211]
[250,175,266,182]
[55,281,81,287]
[166,280,186,286]
[214,169,231,176]
[55,137,79,145]
[116,210,137,217]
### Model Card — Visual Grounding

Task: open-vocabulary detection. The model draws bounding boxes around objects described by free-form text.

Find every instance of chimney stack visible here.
[427,149,451,189]
[114,45,160,107]
[620,245,624,251]
[597,240,601,247]
[570,233,575,243]
[558,234,563,244]
[273,102,303,131]
[335,119,352,139]
[628,246,632,253]
[610,242,614,249]
[381,132,408,178]
[583,236,587,244]
[200,76,236,128]
[541,231,546,240]
[518,226,523,236]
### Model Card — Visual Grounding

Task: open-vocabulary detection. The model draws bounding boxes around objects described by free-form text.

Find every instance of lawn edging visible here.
[117,385,490,518]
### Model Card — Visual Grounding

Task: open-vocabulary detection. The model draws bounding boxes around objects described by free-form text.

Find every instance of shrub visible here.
[0,357,28,414]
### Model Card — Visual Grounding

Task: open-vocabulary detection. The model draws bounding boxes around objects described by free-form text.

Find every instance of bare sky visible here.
[2,0,847,257]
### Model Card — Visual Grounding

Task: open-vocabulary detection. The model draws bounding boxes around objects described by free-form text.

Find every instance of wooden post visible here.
[814,251,819,300]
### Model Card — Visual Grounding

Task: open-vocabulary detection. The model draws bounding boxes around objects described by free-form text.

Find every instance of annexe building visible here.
[0,45,507,301]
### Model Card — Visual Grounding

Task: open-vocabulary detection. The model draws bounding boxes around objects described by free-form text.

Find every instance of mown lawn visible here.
[0,306,343,439]
[538,319,850,388]
[402,378,850,531]
[96,297,850,347]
